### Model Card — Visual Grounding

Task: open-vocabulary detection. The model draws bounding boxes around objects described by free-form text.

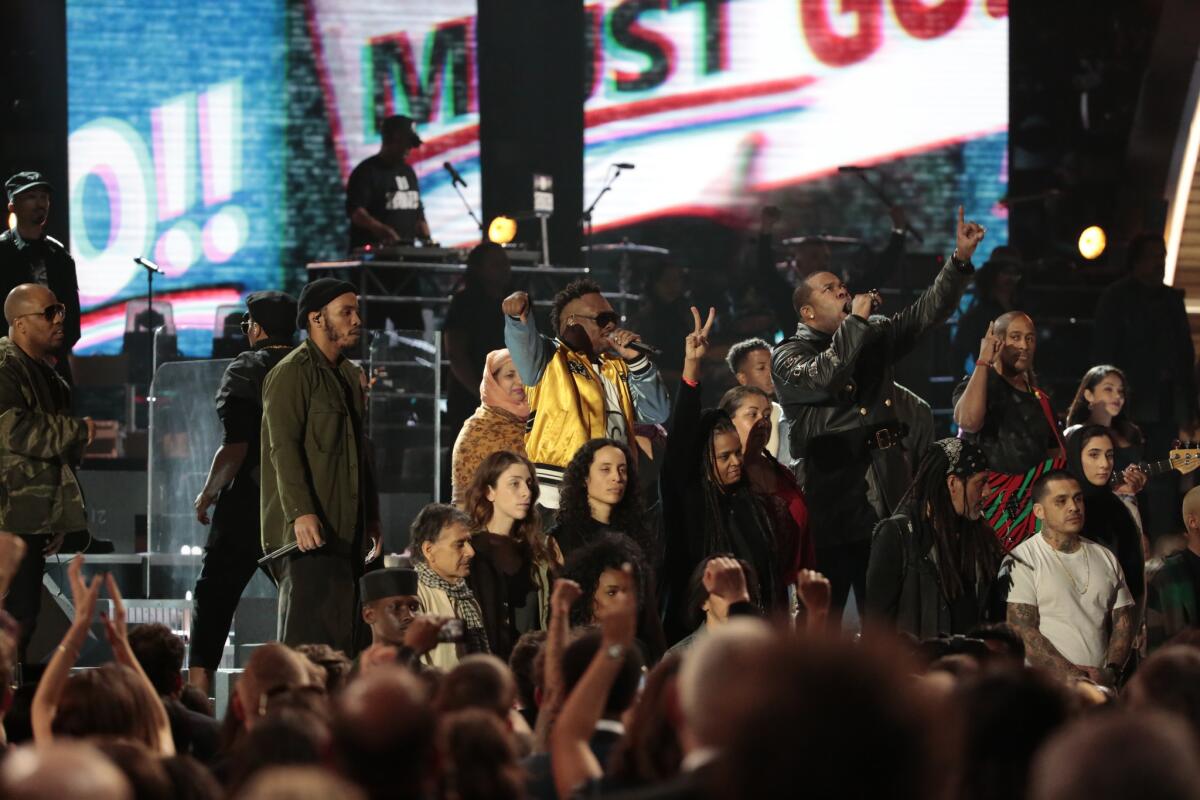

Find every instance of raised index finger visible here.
[690,305,702,333]
[957,205,965,227]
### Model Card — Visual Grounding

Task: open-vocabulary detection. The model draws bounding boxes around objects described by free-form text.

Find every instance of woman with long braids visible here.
[463,450,561,660]
[548,438,652,561]
[661,307,783,641]
[865,439,1002,638]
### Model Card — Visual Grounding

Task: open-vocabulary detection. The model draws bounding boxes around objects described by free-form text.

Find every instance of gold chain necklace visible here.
[1045,535,1090,594]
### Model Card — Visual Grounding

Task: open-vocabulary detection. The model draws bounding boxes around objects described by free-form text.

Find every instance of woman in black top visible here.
[547,438,651,560]
[1065,366,1146,471]
[463,450,560,661]
[1064,425,1147,610]
[661,307,781,641]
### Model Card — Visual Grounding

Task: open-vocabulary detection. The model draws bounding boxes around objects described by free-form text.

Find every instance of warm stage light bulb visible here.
[488,215,516,245]
[1078,225,1107,260]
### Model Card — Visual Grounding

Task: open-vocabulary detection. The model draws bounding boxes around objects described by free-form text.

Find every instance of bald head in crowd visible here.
[1182,486,1200,543]
[4,284,65,360]
[1,742,132,800]
[233,643,312,728]
[677,618,775,750]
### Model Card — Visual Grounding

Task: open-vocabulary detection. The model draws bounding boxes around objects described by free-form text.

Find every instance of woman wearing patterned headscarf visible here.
[450,349,530,506]
[865,438,1003,638]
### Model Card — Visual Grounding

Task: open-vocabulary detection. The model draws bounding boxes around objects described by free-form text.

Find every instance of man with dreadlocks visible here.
[865,439,1003,638]
[660,306,784,642]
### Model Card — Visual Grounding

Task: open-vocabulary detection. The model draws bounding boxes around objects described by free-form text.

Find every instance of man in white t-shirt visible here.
[1006,470,1136,686]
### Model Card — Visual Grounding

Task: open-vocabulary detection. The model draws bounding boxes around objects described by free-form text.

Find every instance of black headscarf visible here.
[1063,424,1146,600]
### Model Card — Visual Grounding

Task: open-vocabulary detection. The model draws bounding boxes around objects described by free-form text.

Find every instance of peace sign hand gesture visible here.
[685,306,715,362]
[683,306,715,383]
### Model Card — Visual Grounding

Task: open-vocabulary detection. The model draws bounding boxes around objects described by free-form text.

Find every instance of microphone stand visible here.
[580,165,626,271]
[849,169,924,244]
[449,178,483,233]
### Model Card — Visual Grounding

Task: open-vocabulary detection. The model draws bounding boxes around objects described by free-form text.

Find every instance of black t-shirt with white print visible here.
[345,154,426,249]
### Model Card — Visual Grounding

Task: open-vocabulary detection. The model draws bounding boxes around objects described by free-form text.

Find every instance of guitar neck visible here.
[1136,459,1176,478]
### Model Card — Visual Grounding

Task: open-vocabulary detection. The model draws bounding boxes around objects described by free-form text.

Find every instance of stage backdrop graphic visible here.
[69,0,1007,351]
[67,0,286,355]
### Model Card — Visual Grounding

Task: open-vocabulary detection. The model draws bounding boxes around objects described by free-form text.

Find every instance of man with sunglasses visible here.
[0,283,94,663]
[188,290,295,694]
[503,278,670,509]
[0,173,81,385]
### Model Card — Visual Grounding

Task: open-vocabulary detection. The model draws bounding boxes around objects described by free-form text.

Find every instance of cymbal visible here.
[580,243,670,256]
[782,235,861,247]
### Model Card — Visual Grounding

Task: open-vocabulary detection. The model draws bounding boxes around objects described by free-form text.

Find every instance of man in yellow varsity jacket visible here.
[502,278,670,509]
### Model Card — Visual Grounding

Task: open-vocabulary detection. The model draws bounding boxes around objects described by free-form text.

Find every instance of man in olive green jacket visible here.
[260,279,381,653]
[0,284,94,659]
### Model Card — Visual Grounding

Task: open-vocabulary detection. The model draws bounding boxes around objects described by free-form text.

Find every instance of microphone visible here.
[614,162,636,170]
[837,165,868,173]
[625,340,661,357]
[134,257,163,274]
[443,161,467,188]
[842,291,883,316]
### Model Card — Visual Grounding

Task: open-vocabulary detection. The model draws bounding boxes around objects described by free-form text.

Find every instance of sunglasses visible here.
[239,314,254,334]
[571,311,620,329]
[18,303,66,323]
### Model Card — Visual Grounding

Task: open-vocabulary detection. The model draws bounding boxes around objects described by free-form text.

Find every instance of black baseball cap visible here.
[5,172,52,202]
[381,115,423,147]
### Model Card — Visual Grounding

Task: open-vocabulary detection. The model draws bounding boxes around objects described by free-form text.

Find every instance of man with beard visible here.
[0,284,93,661]
[866,439,1002,638]
[260,278,381,652]
[0,173,80,385]
[1006,471,1135,686]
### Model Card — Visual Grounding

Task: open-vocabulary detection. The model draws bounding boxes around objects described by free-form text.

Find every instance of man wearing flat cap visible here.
[0,172,81,384]
[260,278,382,653]
[187,290,296,693]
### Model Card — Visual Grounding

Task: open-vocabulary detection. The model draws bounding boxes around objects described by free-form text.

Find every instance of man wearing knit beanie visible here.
[259,278,382,653]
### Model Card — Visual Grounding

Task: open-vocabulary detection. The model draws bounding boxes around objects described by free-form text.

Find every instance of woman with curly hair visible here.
[548,438,652,561]
[464,450,560,660]
[558,532,665,662]
[660,308,783,641]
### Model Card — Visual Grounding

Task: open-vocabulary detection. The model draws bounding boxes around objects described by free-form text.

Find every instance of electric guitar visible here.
[986,445,1200,552]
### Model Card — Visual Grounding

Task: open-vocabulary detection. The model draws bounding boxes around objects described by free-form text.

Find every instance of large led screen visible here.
[68,0,287,354]
[582,0,1009,259]
[68,0,1007,352]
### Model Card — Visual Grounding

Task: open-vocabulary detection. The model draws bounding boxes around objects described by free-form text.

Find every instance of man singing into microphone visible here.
[772,208,984,619]
[502,279,670,510]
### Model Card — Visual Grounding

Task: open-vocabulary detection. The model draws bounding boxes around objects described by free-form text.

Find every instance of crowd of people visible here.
[4,167,1200,798]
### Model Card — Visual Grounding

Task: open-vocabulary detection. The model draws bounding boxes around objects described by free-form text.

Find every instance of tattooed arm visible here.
[1007,602,1085,680]
[1104,603,1136,671]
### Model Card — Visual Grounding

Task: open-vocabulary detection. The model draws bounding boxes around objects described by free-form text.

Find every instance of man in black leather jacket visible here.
[771,207,985,617]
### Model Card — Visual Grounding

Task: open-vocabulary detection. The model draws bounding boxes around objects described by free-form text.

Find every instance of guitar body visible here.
[984,457,1067,552]
[985,447,1200,552]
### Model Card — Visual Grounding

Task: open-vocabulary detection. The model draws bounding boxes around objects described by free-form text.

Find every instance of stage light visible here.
[1078,225,1107,260]
[488,215,516,245]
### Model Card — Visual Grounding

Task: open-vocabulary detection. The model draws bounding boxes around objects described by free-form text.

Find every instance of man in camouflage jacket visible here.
[0,283,93,660]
